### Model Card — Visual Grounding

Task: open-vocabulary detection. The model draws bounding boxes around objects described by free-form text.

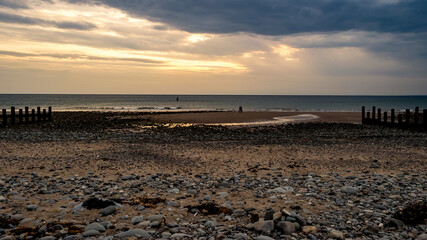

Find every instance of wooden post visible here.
[424,109,427,129]
[18,109,23,123]
[48,106,52,121]
[37,107,41,123]
[405,109,410,127]
[398,114,403,127]
[391,109,395,125]
[367,112,370,124]
[362,106,365,124]
[414,106,419,126]
[25,107,29,124]
[2,109,6,127]
[11,106,16,125]
[31,109,35,123]
[42,109,47,122]
[384,112,388,124]
[372,106,376,123]
[377,108,381,124]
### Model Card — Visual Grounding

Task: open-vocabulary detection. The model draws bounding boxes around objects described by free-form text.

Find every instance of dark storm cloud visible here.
[0,12,97,30]
[65,0,427,35]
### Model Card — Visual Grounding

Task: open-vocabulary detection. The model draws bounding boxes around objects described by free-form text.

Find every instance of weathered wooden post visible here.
[48,106,52,121]
[11,107,16,125]
[25,107,29,124]
[2,109,6,127]
[31,109,35,123]
[18,109,23,123]
[398,114,403,127]
[377,108,381,124]
[384,112,388,124]
[372,106,376,124]
[405,109,410,127]
[362,106,365,124]
[37,107,41,123]
[414,106,419,126]
[391,109,395,125]
[42,109,47,122]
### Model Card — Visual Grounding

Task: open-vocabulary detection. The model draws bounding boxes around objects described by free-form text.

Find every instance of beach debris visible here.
[127,197,166,208]
[392,201,427,225]
[186,203,232,215]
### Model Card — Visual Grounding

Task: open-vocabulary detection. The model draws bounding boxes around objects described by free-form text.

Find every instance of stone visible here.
[85,223,106,232]
[0,196,5,202]
[204,220,216,228]
[234,233,250,239]
[131,216,144,225]
[273,211,282,222]
[25,205,38,211]
[170,233,188,239]
[115,229,150,238]
[264,208,275,220]
[39,237,56,240]
[302,226,318,234]
[167,201,180,207]
[83,230,100,237]
[268,187,293,193]
[254,220,274,234]
[341,186,359,194]
[276,221,296,235]
[147,214,164,222]
[386,218,405,229]
[255,236,275,240]
[329,230,345,240]
[99,206,116,216]
[416,234,427,240]
[63,235,83,240]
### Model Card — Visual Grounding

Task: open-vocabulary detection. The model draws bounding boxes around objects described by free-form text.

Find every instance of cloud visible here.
[0,11,97,30]
[65,0,427,35]
[0,0,29,9]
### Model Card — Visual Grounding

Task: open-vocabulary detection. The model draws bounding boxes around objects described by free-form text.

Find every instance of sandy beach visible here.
[0,111,426,240]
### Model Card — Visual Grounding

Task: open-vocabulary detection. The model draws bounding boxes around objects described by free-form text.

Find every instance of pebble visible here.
[99,206,116,216]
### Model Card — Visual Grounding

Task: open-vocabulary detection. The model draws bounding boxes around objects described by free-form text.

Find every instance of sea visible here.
[0,94,426,112]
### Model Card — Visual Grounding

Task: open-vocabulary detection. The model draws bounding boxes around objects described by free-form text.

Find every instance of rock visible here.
[99,205,116,216]
[264,208,275,220]
[329,230,345,240]
[131,216,144,225]
[147,214,164,222]
[63,235,83,240]
[273,211,282,222]
[0,196,5,202]
[268,187,293,193]
[276,221,296,235]
[416,234,427,240]
[363,224,379,234]
[341,186,359,194]
[25,205,38,211]
[16,218,39,231]
[386,218,405,229]
[167,201,180,207]
[115,229,150,238]
[255,236,275,240]
[302,226,318,234]
[254,220,274,234]
[204,220,216,228]
[85,223,106,232]
[168,188,179,194]
[83,230,100,237]
[234,233,250,239]
[170,233,188,239]
[39,236,56,240]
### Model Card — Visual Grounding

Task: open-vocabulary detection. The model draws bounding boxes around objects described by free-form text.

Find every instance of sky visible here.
[0,0,426,95]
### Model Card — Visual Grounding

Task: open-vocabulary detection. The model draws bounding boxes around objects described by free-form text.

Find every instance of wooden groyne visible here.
[362,106,426,131]
[1,106,52,127]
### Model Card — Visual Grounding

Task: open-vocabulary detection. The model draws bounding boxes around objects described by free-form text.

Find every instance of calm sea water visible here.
[0,94,426,112]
